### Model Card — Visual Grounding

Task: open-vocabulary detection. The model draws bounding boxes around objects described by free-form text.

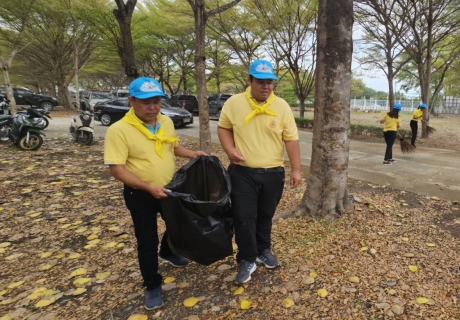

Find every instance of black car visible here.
[93,98,193,127]
[168,94,198,114]
[208,93,232,119]
[0,86,58,111]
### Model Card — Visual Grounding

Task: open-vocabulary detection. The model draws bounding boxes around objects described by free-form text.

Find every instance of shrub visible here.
[294,117,411,139]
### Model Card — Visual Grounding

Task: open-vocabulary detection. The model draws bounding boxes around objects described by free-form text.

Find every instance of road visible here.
[47,116,460,202]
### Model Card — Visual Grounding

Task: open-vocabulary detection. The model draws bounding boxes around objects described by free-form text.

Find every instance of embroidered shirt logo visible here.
[255,63,273,73]
[269,119,278,129]
[140,81,161,93]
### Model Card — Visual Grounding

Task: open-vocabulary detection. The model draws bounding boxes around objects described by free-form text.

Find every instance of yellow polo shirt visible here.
[104,113,178,186]
[218,91,298,168]
[381,114,401,132]
[411,109,423,121]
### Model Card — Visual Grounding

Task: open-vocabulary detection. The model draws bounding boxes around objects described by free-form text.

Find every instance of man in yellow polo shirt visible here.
[218,60,301,285]
[104,77,206,310]
[410,102,427,147]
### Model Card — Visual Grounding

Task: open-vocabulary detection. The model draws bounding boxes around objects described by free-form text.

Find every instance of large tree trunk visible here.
[113,0,139,81]
[297,0,353,220]
[1,51,18,113]
[193,0,212,154]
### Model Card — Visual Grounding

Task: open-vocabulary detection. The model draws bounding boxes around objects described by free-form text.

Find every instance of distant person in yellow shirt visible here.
[379,103,402,165]
[217,60,301,285]
[410,103,427,147]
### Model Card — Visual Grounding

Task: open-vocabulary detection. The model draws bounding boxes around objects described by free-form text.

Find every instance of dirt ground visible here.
[1,111,459,320]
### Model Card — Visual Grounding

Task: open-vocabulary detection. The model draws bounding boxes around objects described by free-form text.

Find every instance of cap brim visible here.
[130,92,167,99]
[250,73,278,80]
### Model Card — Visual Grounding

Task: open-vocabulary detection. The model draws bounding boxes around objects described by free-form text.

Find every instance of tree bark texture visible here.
[113,0,139,81]
[193,0,212,154]
[299,0,353,220]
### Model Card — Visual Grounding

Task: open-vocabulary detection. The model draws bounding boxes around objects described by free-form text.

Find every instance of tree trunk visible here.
[1,65,17,113]
[113,0,139,81]
[193,0,212,154]
[297,0,353,220]
[74,44,80,110]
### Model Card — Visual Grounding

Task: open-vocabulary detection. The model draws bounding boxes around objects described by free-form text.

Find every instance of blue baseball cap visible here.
[249,60,278,80]
[394,103,402,110]
[419,103,427,109]
[129,77,167,99]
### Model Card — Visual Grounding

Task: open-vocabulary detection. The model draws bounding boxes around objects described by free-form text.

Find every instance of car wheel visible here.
[18,132,43,151]
[100,113,112,126]
[40,101,54,111]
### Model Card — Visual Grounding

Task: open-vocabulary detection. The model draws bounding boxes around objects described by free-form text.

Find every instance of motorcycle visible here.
[0,107,46,150]
[0,97,51,129]
[70,111,94,145]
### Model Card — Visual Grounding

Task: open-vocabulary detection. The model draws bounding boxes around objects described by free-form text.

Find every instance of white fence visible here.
[351,98,460,114]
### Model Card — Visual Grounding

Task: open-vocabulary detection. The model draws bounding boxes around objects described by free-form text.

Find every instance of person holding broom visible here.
[410,102,427,147]
[380,103,402,165]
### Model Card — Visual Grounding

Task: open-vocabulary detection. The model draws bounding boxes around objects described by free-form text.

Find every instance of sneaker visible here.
[256,249,280,268]
[388,159,396,163]
[144,286,163,310]
[383,161,392,165]
[235,260,256,285]
[158,252,189,267]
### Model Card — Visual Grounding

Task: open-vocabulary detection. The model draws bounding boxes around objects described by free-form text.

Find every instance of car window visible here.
[111,100,128,107]
[220,94,232,101]
[16,89,33,95]
[92,92,113,99]
[183,96,197,101]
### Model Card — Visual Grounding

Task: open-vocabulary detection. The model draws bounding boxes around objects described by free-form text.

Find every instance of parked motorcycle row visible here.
[0,95,95,151]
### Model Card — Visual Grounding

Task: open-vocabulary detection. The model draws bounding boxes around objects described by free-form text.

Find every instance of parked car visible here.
[82,91,115,111]
[208,93,232,119]
[168,94,198,114]
[0,86,58,111]
[111,89,129,98]
[93,98,193,127]
[71,91,85,109]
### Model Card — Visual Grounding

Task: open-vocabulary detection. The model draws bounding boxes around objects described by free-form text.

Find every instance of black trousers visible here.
[410,120,418,146]
[123,185,174,290]
[383,131,397,161]
[228,164,285,263]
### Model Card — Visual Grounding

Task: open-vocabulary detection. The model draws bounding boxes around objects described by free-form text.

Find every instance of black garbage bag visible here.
[160,156,233,265]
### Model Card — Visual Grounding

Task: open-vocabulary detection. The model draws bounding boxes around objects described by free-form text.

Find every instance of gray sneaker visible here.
[235,260,256,284]
[256,249,280,268]
[144,286,163,310]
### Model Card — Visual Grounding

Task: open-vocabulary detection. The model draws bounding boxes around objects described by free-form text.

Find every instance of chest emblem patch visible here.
[269,119,278,130]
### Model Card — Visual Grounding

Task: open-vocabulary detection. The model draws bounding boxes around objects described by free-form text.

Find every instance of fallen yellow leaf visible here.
[87,234,98,240]
[0,314,12,320]
[317,288,328,298]
[40,252,52,259]
[72,288,87,295]
[103,242,117,249]
[69,268,87,278]
[164,277,175,284]
[7,281,24,289]
[127,315,148,320]
[233,287,244,295]
[310,272,318,278]
[59,224,71,229]
[281,298,294,308]
[96,272,111,280]
[240,299,252,310]
[68,253,81,260]
[0,248,6,254]
[401,237,409,242]
[0,242,11,248]
[430,196,440,201]
[0,289,8,296]
[416,297,429,304]
[27,287,48,300]
[35,296,56,308]
[183,296,199,307]
[55,252,66,259]
[73,278,92,287]
[409,265,418,272]
[426,243,436,247]
[349,276,360,283]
